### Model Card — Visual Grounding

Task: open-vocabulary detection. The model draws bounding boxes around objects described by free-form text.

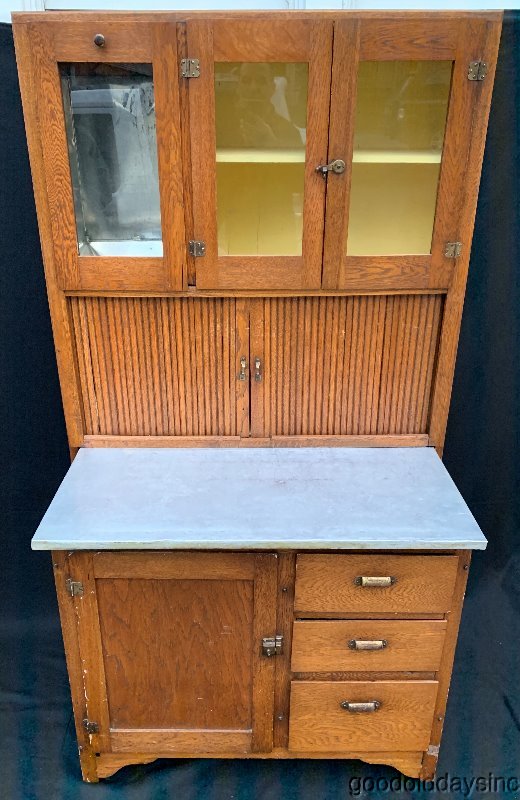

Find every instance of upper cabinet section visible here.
[14,12,501,293]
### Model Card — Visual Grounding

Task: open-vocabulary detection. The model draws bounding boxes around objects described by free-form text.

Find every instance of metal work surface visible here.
[32,447,486,550]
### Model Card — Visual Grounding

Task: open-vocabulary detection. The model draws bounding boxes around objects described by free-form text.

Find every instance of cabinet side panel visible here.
[68,296,238,437]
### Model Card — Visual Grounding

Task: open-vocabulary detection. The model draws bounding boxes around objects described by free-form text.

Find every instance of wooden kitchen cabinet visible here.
[14,8,500,786]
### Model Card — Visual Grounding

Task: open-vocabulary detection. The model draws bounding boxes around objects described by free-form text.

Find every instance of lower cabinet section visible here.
[53,549,469,783]
[288,681,438,752]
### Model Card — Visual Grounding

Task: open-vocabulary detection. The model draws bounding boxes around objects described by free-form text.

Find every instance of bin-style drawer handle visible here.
[354,576,396,587]
[340,700,381,713]
[348,639,388,650]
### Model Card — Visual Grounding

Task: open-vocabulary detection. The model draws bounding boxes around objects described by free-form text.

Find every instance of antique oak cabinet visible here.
[13,9,501,783]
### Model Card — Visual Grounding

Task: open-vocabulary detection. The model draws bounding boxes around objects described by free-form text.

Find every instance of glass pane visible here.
[215,62,308,256]
[347,61,452,256]
[60,63,162,257]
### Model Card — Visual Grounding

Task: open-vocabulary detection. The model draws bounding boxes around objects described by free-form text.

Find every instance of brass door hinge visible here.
[82,718,99,734]
[181,58,200,78]
[262,635,283,657]
[66,579,84,597]
[189,240,206,257]
[468,61,488,81]
[444,241,462,258]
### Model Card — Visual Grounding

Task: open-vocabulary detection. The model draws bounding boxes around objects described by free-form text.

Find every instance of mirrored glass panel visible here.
[215,62,308,256]
[347,61,453,256]
[60,63,162,257]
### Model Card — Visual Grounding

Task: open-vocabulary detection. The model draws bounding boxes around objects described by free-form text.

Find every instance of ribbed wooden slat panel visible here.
[260,294,443,437]
[69,297,238,436]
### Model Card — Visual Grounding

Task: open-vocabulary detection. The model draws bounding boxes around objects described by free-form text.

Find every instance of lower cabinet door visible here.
[68,551,278,755]
[289,680,438,752]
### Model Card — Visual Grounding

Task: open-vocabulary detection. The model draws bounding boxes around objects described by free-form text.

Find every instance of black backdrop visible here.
[1,15,519,799]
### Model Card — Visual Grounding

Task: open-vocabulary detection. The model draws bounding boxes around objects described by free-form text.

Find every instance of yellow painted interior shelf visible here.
[215,148,442,164]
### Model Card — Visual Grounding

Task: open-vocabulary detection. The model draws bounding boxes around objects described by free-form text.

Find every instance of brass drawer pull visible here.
[348,639,388,651]
[93,33,105,47]
[340,700,381,713]
[354,576,396,587]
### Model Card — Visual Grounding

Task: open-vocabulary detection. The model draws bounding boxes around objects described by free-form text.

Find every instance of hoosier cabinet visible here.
[13,9,501,782]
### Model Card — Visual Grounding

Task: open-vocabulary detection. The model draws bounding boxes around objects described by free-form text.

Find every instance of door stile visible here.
[151,22,185,291]
[251,553,278,752]
[69,552,112,753]
[429,16,496,288]
[321,20,361,290]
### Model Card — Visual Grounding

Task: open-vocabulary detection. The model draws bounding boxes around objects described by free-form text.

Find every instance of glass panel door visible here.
[347,61,452,256]
[188,19,332,290]
[61,63,162,258]
[30,18,184,291]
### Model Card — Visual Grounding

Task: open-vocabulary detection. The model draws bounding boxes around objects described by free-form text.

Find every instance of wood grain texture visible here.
[291,620,447,673]
[69,296,241,437]
[69,552,111,753]
[93,551,256,581]
[359,17,458,59]
[52,552,99,782]
[273,552,296,749]
[152,22,185,290]
[288,680,438,752]
[294,554,459,615]
[251,554,278,752]
[29,23,79,289]
[110,730,251,754]
[97,577,254,729]
[428,18,502,453]
[251,295,443,437]
[420,551,471,780]
[12,23,85,447]
[96,748,424,779]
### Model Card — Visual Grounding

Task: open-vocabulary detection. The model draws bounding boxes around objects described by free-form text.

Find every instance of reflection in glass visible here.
[215,62,308,256]
[347,61,452,256]
[60,63,162,257]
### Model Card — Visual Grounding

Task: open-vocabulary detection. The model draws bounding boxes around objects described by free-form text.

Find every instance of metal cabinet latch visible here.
[254,357,262,382]
[316,158,346,177]
[262,635,283,657]
[238,356,247,381]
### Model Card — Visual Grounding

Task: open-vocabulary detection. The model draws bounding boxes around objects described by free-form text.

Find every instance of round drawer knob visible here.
[93,33,105,48]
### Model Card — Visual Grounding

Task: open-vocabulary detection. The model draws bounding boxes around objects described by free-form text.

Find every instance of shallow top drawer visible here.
[294,554,459,615]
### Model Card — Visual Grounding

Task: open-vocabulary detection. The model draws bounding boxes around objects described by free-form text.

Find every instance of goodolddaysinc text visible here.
[348,773,519,796]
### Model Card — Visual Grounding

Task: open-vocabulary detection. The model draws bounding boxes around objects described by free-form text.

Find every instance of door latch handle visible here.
[238,356,247,381]
[316,158,346,177]
[254,357,262,382]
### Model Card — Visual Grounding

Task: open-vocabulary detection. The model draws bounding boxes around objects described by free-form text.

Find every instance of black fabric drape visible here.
[1,14,519,799]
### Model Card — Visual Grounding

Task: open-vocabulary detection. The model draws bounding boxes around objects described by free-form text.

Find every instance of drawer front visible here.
[291,620,447,673]
[294,554,459,615]
[289,680,438,752]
